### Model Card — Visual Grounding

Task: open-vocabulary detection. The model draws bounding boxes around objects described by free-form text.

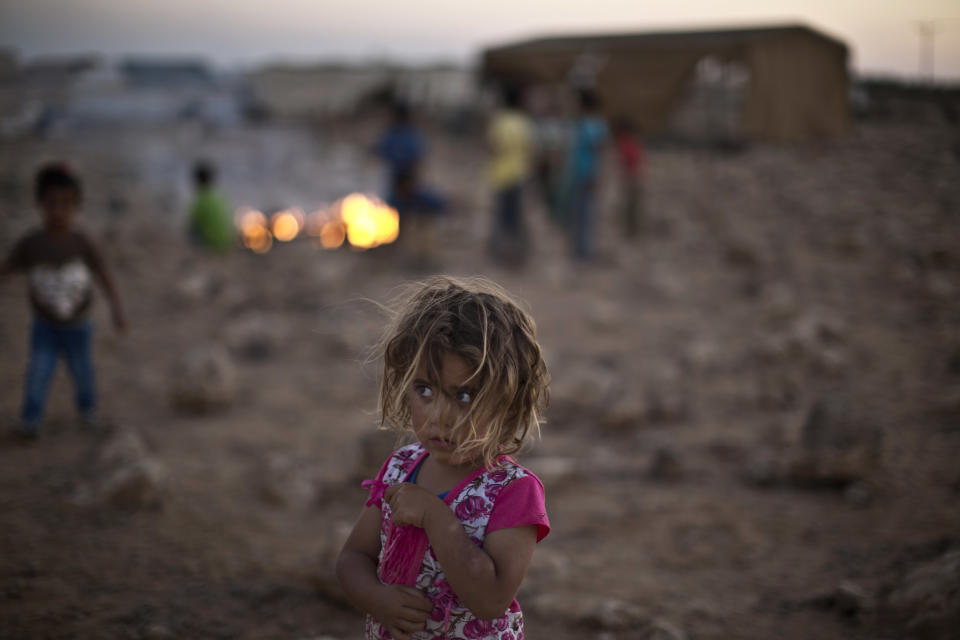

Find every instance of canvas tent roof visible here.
[481,24,850,141]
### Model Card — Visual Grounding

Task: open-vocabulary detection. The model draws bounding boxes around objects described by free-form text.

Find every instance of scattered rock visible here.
[810,345,849,374]
[73,429,166,510]
[256,451,326,510]
[143,623,175,639]
[95,459,166,510]
[680,339,724,373]
[169,346,237,414]
[644,382,689,423]
[586,299,623,331]
[643,618,687,640]
[598,392,651,430]
[174,272,221,303]
[743,453,785,488]
[527,593,649,630]
[744,397,883,491]
[551,362,621,422]
[723,236,764,270]
[543,262,574,290]
[752,309,849,373]
[648,447,684,481]
[599,378,688,429]
[789,395,884,488]
[925,273,955,299]
[225,312,290,361]
[98,428,152,467]
[762,282,799,321]
[808,581,873,618]
[834,582,872,617]
[947,348,960,376]
[753,370,802,410]
[882,549,960,638]
[592,598,650,630]
[648,269,687,300]
[791,311,846,349]
[844,481,874,507]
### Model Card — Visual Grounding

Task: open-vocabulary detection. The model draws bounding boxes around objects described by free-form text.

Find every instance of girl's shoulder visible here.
[379,443,426,484]
[482,456,543,491]
[390,442,424,461]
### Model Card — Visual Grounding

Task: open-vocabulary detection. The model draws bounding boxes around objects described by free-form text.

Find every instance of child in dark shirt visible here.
[0,163,126,438]
[375,101,446,267]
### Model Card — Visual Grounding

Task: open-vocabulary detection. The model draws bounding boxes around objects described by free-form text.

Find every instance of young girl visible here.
[336,276,550,640]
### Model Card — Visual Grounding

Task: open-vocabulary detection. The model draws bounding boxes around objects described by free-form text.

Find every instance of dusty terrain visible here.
[1,111,959,640]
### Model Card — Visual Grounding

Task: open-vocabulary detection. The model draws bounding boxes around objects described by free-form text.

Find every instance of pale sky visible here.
[1,0,959,80]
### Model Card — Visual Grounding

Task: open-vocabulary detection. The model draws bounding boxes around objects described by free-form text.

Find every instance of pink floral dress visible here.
[363,443,549,640]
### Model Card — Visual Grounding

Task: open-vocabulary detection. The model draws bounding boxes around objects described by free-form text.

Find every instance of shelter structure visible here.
[481,24,850,142]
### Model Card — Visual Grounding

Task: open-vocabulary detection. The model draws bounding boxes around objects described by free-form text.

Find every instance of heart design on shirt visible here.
[29,260,92,321]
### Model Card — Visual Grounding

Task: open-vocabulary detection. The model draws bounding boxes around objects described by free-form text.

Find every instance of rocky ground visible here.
[1,111,959,640]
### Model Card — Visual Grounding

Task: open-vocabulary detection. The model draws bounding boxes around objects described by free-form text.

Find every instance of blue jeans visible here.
[21,316,96,430]
[497,184,522,237]
[571,179,596,260]
[488,184,526,262]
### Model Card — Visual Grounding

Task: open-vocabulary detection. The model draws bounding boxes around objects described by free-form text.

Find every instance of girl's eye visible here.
[415,385,433,399]
[456,390,472,404]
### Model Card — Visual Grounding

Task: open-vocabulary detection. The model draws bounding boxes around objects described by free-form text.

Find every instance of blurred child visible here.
[530,86,566,223]
[487,85,533,265]
[188,161,234,252]
[377,101,425,207]
[613,118,645,237]
[337,276,550,640]
[565,88,608,260]
[0,163,126,437]
[376,102,446,267]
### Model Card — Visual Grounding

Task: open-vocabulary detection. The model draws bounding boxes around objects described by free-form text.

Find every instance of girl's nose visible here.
[431,396,457,429]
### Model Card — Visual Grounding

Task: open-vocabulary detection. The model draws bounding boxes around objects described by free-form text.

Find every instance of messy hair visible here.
[377,276,549,467]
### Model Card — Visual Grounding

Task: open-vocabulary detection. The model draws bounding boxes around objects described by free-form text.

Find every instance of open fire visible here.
[235,194,399,254]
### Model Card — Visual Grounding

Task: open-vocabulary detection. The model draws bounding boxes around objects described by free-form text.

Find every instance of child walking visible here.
[612,118,645,237]
[375,101,446,267]
[337,276,550,640]
[0,163,126,437]
[188,160,234,252]
[564,88,608,260]
[487,85,534,266]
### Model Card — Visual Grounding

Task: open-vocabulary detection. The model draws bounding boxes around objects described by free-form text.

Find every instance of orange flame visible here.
[236,196,397,254]
[236,208,273,253]
[339,194,399,250]
[319,220,347,249]
[271,209,302,242]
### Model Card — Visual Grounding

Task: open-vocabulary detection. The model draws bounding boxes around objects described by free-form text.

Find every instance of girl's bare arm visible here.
[385,483,538,620]
[336,504,433,640]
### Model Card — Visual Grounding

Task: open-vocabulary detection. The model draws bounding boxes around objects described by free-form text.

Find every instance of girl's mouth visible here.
[430,437,453,450]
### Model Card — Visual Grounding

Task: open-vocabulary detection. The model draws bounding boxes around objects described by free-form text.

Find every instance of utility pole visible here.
[916,21,937,83]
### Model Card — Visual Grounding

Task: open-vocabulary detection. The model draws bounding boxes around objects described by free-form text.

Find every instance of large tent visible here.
[481,24,850,142]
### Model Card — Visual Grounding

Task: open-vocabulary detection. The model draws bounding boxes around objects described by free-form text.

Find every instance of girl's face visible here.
[407,350,482,470]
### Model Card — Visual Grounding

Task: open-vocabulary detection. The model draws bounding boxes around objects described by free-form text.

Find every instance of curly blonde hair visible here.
[377,276,549,467]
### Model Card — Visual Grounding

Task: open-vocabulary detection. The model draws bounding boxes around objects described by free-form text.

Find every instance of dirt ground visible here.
[1,112,959,640]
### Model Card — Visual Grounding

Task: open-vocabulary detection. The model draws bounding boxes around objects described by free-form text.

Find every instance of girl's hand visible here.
[372,584,432,640]
[384,482,442,529]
